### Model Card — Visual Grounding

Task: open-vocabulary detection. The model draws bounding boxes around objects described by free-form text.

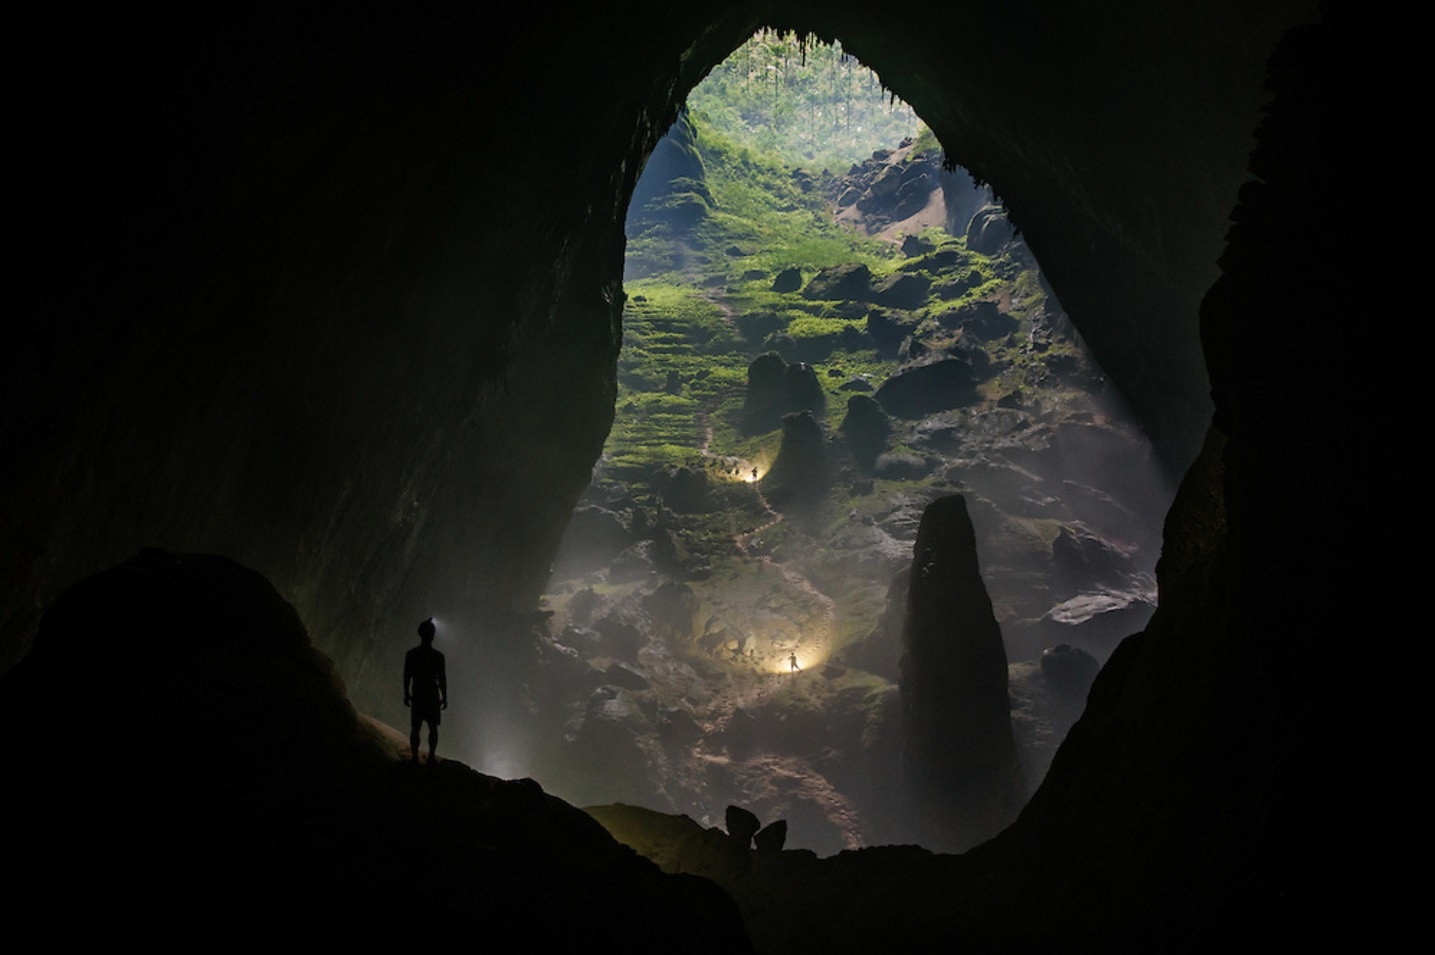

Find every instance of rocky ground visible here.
[1,550,755,951]
[526,127,1174,855]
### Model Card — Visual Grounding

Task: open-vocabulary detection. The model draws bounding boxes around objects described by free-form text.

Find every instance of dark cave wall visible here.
[2,0,1405,945]
[4,8,739,713]
[5,1,1314,703]
[4,0,1373,782]
[764,0,1322,470]
[957,10,1406,947]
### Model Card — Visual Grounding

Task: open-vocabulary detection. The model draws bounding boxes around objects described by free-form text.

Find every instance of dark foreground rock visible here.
[760,410,832,513]
[741,352,826,435]
[801,262,874,301]
[0,550,752,952]
[874,357,981,418]
[899,495,1022,852]
[838,393,891,471]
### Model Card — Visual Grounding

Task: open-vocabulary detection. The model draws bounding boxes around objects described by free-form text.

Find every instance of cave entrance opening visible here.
[533,30,1174,855]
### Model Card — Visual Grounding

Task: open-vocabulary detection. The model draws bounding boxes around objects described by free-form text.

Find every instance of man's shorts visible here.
[411,695,442,727]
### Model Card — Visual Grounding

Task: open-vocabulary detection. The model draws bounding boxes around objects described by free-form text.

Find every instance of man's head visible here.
[417,617,436,643]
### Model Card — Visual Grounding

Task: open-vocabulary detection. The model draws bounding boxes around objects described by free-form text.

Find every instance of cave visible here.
[2,1,1401,950]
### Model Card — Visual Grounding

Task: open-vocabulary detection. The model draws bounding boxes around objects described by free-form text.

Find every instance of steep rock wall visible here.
[2,16,1402,951]
[900,495,1022,852]
[6,4,1314,717]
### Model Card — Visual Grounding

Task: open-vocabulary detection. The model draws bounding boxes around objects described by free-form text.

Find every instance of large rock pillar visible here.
[899,494,1022,851]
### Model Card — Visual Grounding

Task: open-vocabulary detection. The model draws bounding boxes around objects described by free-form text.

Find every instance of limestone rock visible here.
[771,267,802,293]
[628,111,711,230]
[592,605,649,661]
[1051,522,1141,599]
[1039,643,1100,696]
[937,299,1017,341]
[759,411,831,512]
[654,464,712,513]
[741,352,825,435]
[1041,587,1157,650]
[865,306,920,356]
[801,263,873,301]
[553,505,633,575]
[839,393,891,471]
[873,451,930,480]
[966,204,1013,254]
[901,234,935,257]
[899,495,1022,852]
[642,579,698,641]
[726,805,761,848]
[754,819,788,854]
[838,375,874,392]
[874,357,980,418]
[0,551,753,951]
[737,309,785,343]
[872,272,931,309]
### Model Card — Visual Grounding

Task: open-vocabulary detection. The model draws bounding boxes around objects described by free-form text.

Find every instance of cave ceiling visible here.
[4,0,1319,679]
[0,3,1407,945]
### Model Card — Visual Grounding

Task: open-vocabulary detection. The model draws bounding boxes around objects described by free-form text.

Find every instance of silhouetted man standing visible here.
[403,617,447,764]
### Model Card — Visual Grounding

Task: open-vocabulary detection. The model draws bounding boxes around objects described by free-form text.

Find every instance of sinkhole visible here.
[533,31,1175,855]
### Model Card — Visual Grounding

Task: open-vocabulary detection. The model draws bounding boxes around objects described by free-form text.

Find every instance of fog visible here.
[432,36,1177,854]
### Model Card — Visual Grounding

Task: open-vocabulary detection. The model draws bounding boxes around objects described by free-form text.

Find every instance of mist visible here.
[422,34,1178,855]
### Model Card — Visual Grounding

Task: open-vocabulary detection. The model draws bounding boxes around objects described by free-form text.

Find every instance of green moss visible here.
[607,93,1076,610]
[785,315,861,340]
[685,31,924,174]
[693,123,899,279]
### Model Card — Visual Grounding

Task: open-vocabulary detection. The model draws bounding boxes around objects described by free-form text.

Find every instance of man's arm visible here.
[403,651,412,706]
[439,653,448,710]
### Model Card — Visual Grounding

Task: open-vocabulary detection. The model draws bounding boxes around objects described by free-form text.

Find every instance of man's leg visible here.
[410,711,422,762]
[428,724,439,762]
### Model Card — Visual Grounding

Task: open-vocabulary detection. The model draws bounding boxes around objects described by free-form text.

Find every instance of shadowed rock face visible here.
[1,2,1405,951]
[839,393,892,471]
[899,495,1021,851]
[874,355,981,418]
[2,2,1304,702]
[0,550,753,951]
[628,111,711,234]
[741,352,826,434]
[760,410,832,514]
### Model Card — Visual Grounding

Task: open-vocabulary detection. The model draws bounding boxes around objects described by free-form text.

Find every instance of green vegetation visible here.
[687,30,924,173]
[611,114,901,480]
[688,123,901,283]
[611,72,926,481]
[595,33,1091,659]
[537,34,1157,850]
[610,97,1057,485]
